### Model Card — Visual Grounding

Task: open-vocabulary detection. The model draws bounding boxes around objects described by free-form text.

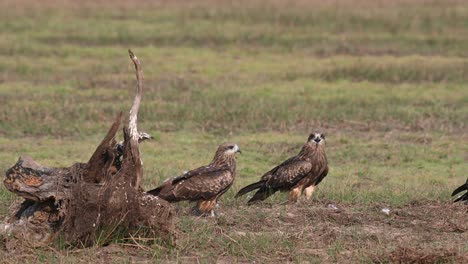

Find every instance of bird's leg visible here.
[208,199,218,217]
[304,185,316,200]
[197,199,218,217]
[288,187,301,204]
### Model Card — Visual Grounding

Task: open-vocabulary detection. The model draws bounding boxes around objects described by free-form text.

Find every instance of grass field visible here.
[0,0,467,262]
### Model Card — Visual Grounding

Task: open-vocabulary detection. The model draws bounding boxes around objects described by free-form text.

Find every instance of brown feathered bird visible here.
[236,133,328,204]
[147,142,241,216]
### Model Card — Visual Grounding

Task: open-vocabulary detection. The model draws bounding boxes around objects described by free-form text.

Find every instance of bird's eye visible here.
[229,146,235,149]
[321,134,325,139]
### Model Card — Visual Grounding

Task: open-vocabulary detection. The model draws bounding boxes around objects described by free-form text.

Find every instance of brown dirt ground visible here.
[3,200,465,263]
[211,200,468,263]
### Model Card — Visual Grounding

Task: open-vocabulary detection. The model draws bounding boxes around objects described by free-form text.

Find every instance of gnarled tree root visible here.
[1,50,174,247]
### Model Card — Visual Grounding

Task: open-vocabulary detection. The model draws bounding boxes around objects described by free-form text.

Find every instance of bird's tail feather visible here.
[247,187,275,205]
[146,182,180,202]
[235,181,265,198]
[147,186,163,196]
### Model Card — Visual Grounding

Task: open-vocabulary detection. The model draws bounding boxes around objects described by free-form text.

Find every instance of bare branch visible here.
[128,49,143,142]
[126,49,144,189]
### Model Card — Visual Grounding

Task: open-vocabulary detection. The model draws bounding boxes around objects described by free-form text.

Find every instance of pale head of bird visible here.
[307,133,325,146]
[138,132,153,143]
[212,142,241,166]
[219,142,241,155]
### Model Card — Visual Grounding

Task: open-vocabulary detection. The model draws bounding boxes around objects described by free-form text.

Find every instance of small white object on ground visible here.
[0,223,12,236]
[327,204,338,210]
[381,208,391,215]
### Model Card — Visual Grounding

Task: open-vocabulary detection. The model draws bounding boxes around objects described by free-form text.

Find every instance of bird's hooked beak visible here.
[308,133,324,145]
[234,144,242,154]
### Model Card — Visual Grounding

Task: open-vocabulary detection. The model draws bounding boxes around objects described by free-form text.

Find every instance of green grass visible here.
[0,0,467,262]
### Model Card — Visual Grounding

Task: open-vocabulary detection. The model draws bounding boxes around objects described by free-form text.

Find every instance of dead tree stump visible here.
[2,50,174,247]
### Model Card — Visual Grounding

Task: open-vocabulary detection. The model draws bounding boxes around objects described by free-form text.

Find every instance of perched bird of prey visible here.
[147,142,241,216]
[452,178,468,204]
[236,133,328,204]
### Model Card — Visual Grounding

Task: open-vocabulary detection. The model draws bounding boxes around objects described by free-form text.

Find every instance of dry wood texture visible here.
[2,50,174,247]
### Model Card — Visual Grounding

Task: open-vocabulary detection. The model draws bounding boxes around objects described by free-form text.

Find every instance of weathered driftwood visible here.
[2,50,174,247]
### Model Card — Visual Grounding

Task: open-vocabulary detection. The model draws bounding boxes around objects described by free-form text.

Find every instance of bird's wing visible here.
[452,178,468,203]
[172,164,230,184]
[453,193,468,203]
[311,164,329,186]
[260,156,297,181]
[171,168,234,201]
[451,179,468,196]
[265,160,312,189]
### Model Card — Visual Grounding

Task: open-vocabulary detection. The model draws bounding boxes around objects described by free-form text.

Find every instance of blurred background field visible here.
[0,0,467,262]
